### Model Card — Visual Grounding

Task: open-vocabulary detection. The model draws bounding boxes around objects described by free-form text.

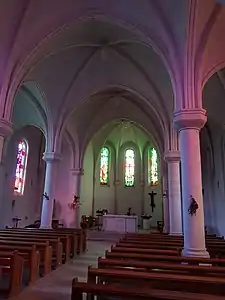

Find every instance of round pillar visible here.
[164,151,182,235]
[174,109,209,257]
[40,152,61,229]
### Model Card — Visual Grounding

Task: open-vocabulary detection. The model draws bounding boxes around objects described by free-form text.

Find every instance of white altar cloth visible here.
[102,214,138,233]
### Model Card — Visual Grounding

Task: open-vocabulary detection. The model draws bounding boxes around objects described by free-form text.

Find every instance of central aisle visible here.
[11,241,112,300]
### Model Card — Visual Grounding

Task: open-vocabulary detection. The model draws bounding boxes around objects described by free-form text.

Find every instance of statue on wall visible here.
[148,191,157,212]
[188,195,199,216]
[43,192,49,200]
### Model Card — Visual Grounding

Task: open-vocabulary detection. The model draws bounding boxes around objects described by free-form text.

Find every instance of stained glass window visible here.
[100,147,109,185]
[14,140,28,194]
[124,149,135,187]
[148,147,158,186]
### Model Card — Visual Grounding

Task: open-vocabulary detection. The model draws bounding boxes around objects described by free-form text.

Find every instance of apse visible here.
[80,119,162,228]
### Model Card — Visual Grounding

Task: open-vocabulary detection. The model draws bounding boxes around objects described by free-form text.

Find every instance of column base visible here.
[169,231,183,236]
[40,225,52,229]
[163,228,169,234]
[182,247,210,258]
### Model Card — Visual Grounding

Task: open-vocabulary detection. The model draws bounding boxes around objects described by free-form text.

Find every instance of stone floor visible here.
[10,241,112,300]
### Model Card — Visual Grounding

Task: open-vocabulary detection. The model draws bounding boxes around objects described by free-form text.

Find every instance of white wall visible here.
[201,123,225,236]
[54,136,73,227]
[2,126,45,228]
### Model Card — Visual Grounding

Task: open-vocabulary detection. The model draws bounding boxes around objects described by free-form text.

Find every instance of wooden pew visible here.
[0,251,23,298]
[0,240,52,275]
[87,266,225,295]
[111,245,181,256]
[98,257,225,277]
[0,233,63,266]
[55,228,87,253]
[0,245,39,284]
[71,277,225,300]
[119,239,225,257]
[9,227,87,255]
[105,250,225,266]
[116,242,180,251]
[1,230,71,262]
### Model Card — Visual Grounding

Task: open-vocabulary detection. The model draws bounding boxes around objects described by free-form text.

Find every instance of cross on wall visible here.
[148,191,157,212]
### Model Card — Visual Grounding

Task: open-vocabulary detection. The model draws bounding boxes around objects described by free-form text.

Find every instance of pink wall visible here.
[2,126,45,228]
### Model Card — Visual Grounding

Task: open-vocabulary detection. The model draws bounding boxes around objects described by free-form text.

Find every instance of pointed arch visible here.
[14,139,29,195]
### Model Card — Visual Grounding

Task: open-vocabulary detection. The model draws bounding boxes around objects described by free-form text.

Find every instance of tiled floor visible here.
[10,241,112,300]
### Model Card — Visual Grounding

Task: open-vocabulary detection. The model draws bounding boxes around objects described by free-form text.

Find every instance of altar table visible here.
[102,214,138,233]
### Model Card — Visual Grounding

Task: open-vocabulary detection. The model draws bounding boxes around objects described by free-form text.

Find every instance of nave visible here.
[0,227,225,299]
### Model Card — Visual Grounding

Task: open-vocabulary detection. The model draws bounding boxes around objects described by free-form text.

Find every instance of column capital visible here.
[173,109,207,131]
[164,150,181,162]
[0,119,13,137]
[70,168,84,176]
[43,152,61,162]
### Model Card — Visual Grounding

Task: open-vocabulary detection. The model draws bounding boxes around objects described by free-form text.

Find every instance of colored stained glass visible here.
[14,140,28,194]
[148,147,158,186]
[100,147,109,185]
[124,149,135,187]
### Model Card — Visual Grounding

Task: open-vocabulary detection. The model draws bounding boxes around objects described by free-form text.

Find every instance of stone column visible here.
[162,173,169,233]
[40,152,61,229]
[174,109,209,257]
[164,151,182,235]
[70,168,83,228]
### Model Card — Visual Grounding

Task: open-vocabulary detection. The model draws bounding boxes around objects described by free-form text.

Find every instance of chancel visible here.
[0,1,225,299]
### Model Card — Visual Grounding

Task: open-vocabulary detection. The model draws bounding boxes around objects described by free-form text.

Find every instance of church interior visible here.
[1,0,225,299]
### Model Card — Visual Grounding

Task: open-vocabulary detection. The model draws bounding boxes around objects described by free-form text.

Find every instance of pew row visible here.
[0,251,23,298]
[87,266,225,295]
[98,257,225,277]
[71,277,225,300]
[105,250,225,266]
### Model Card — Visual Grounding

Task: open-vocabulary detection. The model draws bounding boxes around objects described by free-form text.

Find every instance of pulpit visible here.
[102,214,138,233]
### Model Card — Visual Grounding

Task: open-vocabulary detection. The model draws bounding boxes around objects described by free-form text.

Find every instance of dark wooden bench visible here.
[71,277,225,300]
[12,228,86,255]
[87,266,225,295]
[4,228,82,258]
[105,250,225,266]
[0,240,52,275]
[1,230,70,262]
[0,234,62,267]
[0,244,39,284]
[98,257,225,277]
[0,251,24,298]
[111,245,181,256]
[119,238,225,257]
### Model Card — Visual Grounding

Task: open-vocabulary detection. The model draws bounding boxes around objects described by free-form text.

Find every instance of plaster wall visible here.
[54,136,73,227]
[201,123,225,236]
[2,126,45,228]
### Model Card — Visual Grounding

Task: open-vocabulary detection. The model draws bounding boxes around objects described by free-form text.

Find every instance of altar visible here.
[102,214,138,233]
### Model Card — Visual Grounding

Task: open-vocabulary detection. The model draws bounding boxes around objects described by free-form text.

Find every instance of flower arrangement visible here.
[68,195,81,210]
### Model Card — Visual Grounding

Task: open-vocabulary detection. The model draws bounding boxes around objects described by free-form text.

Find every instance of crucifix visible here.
[148,191,157,212]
